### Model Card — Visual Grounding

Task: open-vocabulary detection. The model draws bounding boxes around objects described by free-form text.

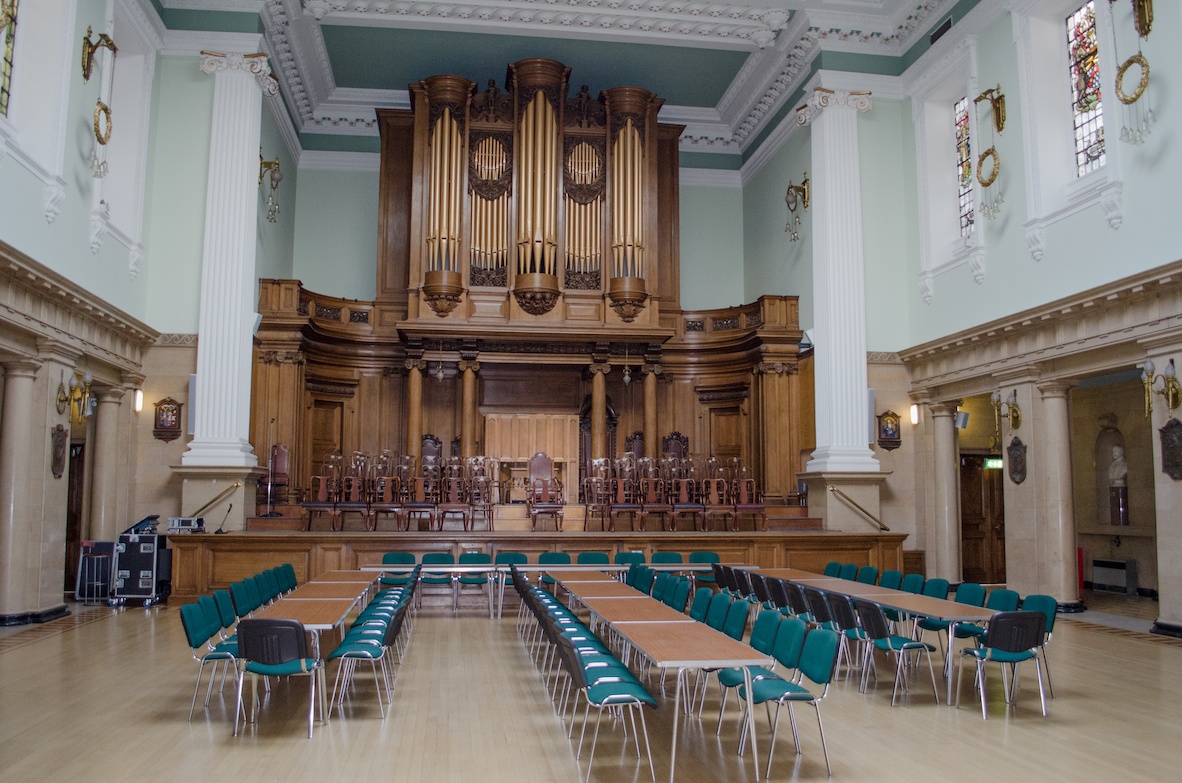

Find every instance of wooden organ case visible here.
[401,59,667,328]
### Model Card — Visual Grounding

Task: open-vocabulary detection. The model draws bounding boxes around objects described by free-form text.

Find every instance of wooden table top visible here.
[286,582,370,601]
[792,577,903,597]
[857,593,997,622]
[546,569,617,583]
[561,580,647,599]
[612,621,770,669]
[758,568,825,581]
[253,598,357,630]
[580,596,695,624]
[309,570,380,584]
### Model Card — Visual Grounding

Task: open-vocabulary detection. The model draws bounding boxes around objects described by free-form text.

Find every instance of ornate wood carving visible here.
[565,85,605,129]
[562,135,606,204]
[468,130,513,201]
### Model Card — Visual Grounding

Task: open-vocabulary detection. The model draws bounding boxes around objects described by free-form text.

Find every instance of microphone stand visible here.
[266,418,275,516]
[214,503,233,534]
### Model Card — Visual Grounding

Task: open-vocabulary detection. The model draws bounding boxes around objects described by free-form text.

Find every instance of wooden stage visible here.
[165,529,910,603]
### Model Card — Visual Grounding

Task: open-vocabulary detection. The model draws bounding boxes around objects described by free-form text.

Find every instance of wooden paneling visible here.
[309,399,343,469]
[166,530,907,601]
[484,413,579,462]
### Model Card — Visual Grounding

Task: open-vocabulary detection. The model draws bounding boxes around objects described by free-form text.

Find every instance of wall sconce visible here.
[56,371,96,425]
[909,404,920,426]
[134,389,144,413]
[1142,358,1180,417]
[784,172,810,242]
[259,151,283,222]
[622,345,632,386]
[432,341,445,382]
[81,26,117,83]
[991,389,1021,434]
[973,85,1006,135]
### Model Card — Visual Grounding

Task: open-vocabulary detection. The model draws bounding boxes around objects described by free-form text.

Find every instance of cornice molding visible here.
[299,151,381,172]
[679,168,742,189]
[0,242,160,371]
[160,30,264,57]
[902,261,1182,397]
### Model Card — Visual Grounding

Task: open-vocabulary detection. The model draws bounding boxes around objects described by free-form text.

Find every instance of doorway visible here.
[960,454,1006,583]
[63,444,85,594]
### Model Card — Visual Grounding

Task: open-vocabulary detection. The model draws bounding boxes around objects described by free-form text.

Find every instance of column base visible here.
[805,446,880,474]
[0,604,70,626]
[797,471,891,533]
[1150,620,1182,639]
[180,438,259,468]
[172,465,268,533]
[1057,600,1086,614]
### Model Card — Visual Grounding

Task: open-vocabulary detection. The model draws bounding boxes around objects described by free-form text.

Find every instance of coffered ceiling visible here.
[156,0,966,157]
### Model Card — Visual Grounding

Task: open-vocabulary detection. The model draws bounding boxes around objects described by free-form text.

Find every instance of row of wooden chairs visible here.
[582,476,766,532]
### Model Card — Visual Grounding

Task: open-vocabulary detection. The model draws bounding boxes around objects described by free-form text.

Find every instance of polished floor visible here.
[1,591,1181,782]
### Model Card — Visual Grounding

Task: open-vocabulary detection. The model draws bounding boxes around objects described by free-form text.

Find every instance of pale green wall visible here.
[291,168,379,300]
[255,104,297,284]
[859,100,913,351]
[741,127,813,330]
[907,6,1182,345]
[142,56,213,333]
[0,0,148,320]
[679,183,745,310]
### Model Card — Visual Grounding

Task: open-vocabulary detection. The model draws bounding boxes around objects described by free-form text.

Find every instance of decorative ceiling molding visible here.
[160,30,264,56]
[680,168,742,188]
[301,1,790,48]
[299,150,382,171]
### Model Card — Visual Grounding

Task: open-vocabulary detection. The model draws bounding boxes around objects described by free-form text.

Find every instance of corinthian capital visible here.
[796,88,872,126]
[199,51,279,97]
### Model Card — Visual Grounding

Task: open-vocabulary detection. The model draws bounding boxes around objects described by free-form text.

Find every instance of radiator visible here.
[1092,558,1138,595]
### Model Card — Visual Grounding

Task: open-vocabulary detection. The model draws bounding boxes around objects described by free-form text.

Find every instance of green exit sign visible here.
[984,457,1003,470]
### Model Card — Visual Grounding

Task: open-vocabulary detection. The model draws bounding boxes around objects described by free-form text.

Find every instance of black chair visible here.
[234,618,325,738]
[956,610,1048,719]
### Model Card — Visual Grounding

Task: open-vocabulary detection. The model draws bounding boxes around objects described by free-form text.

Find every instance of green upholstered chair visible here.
[457,551,494,616]
[614,551,645,566]
[878,569,903,590]
[538,551,572,592]
[854,599,939,706]
[837,563,858,580]
[918,581,985,655]
[179,602,238,721]
[650,571,671,600]
[327,603,407,718]
[666,577,692,612]
[956,610,1048,719]
[1020,594,1058,697]
[688,587,714,622]
[688,551,720,584]
[379,551,416,587]
[715,609,783,734]
[899,573,925,593]
[228,580,257,617]
[494,551,528,618]
[651,551,683,564]
[822,561,842,577]
[738,626,840,777]
[576,551,610,565]
[234,618,325,738]
[856,566,879,585]
[419,552,456,609]
[703,592,732,631]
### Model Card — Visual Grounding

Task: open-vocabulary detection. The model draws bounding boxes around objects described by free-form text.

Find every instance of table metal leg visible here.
[744,666,761,781]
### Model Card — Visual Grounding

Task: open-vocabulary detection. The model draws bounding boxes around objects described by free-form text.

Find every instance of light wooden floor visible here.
[2,595,1182,782]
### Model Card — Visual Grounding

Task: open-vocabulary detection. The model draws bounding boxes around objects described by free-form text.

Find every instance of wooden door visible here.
[309,399,344,480]
[63,445,85,593]
[708,407,742,464]
[960,455,1005,583]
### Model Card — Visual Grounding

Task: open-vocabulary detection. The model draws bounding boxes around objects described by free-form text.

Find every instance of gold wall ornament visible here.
[93,101,112,145]
[1132,0,1153,39]
[973,86,1006,135]
[784,172,809,242]
[81,26,117,83]
[0,0,16,32]
[976,147,1000,188]
[1115,53,1150,105]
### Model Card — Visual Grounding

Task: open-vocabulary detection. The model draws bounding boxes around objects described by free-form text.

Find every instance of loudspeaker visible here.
[954,410,970,429]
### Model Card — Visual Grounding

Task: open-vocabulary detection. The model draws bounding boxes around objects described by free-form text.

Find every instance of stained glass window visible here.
[954,96,974,237]
[0,1,17,117]
[1067,1,1105,176]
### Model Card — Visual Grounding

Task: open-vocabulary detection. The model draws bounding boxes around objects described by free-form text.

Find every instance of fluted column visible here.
[798,89,879,473]
[642,364,660,459]
[459,360,480,458]
[405,359,426,463]
[0,360,40,617]
[1038,380,1082,608]
[590,363,610,459]
[182,52,277,467]
[88,388,126,541]
[930,400,962,582]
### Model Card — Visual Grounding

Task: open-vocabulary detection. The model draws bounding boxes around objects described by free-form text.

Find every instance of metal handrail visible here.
[827,485,890,531]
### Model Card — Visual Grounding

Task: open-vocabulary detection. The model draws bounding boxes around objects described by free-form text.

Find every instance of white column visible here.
[799,89,879,473]
[182,52,277,468]
[930,400,962,581]
[1038,380,1081,608]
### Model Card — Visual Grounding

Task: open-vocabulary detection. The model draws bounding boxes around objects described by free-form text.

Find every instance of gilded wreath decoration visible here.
[976,147,999,188]
[93,101,112,145]
[1115,53,1149,106]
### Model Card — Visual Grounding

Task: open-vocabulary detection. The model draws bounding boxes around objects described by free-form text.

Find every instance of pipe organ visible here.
[408,59,665,326]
